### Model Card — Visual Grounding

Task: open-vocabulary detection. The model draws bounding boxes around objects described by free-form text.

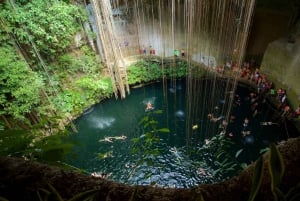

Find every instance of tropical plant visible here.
[195,133,244,180]
[0,45,44,122]
[57,46,103,74]
[75,76,113,101]
[1,0,86,61]
[131,110,170,166]
[248,143,300,201]
[37,182,98,201]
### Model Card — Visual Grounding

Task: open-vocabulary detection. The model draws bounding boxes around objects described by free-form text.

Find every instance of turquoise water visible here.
[63,79,283,188]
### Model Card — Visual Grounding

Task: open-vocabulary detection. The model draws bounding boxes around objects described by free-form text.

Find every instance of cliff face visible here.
[0,138,299,201]
[260,38,300,109]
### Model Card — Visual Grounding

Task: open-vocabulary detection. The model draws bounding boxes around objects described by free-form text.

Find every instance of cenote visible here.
[62,78,286,188]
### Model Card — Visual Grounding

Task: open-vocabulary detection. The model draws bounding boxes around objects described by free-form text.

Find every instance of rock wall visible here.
[260,38,300,108]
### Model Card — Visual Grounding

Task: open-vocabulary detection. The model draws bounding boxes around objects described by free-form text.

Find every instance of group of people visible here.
[139,46,156,55]
[204,59,300,142]
[216,60,300,121]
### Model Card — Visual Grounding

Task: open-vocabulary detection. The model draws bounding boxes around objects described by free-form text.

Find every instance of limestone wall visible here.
[260,38,300,108]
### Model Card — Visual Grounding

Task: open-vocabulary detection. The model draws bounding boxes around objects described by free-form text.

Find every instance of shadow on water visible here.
[62,78,290,188]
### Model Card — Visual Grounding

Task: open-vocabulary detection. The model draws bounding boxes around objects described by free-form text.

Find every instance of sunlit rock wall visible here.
[260,38,300,108]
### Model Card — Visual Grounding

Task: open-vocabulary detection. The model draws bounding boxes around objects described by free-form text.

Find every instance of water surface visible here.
[63,79,283,188]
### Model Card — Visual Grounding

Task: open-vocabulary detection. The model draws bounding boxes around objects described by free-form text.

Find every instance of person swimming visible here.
[207,113,224,122]
[99,135,127,142]
[98,137,113,143]
[91,172,112,179]
[145,102,154,111]
[260,121,277,126]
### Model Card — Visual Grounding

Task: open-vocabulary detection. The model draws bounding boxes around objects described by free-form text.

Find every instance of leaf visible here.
[47,182,64,201]
[153,110,163,114]
[0,196,9,201]
[129,188,138,201]
[157,128,170,133]
[285,182,300,201]
[216,151,225,159]
[240,163,248,170]
[274,187,286,201]
[289,193,300,201]
[235,149,244,158]
[259,147,270,154]
[268,143,285,191]
[68,189,99,201]
[248,156,264,201]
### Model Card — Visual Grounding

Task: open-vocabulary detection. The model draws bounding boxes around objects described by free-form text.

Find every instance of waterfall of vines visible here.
[90,0,255,146]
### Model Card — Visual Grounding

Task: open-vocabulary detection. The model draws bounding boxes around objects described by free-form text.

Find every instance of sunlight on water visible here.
[88,116,115,129]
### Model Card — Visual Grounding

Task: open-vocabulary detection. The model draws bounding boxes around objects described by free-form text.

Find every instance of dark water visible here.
[63,79,285,188]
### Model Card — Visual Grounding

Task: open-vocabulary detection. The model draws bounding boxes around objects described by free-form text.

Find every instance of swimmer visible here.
[91,172,112,179]
[204,139,210,145]
[260,122,277,126]
[169,147,178,154]
[219,120,228,129]
[114,135,127,140]
[125,163,136,168]
[146,102,154,111]
[99,135,127,143]
[208,113,224,122]
[197,168,213,177]
[230,115,236,122]
[98,137,113,143]
[242,130,251,136]
[243,118,249,127]
[197,168,206,175]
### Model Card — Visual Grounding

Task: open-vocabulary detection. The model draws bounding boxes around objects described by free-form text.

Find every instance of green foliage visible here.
[268,143,285,200]
[51,90,84,114]
[75,76,113,101]
[0,196,9,201]
[1,0,86,60]
[0,45,44,121]
[164,61,187,78]
[127,61,162,85]
[127,59,192,85]
[57,47,103,74]
[195,133,243,180]
[247,143,299,201]
[248,156,264,201]
[38,182,98,201]
[131,110,170,166]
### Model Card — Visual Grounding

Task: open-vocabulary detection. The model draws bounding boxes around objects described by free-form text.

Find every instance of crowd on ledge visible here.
[232,61,299,120]
[137,44,299,118]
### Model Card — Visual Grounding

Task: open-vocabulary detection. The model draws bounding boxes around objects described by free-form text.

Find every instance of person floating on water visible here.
[145,102,154,111]
[260,121,278,126]
[99,135,127,143]
[91,172,112,179]
[207,113,224,122]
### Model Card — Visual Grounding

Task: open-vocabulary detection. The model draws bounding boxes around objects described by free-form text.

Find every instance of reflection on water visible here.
[89,116,115,129]
[63,79,283,188]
